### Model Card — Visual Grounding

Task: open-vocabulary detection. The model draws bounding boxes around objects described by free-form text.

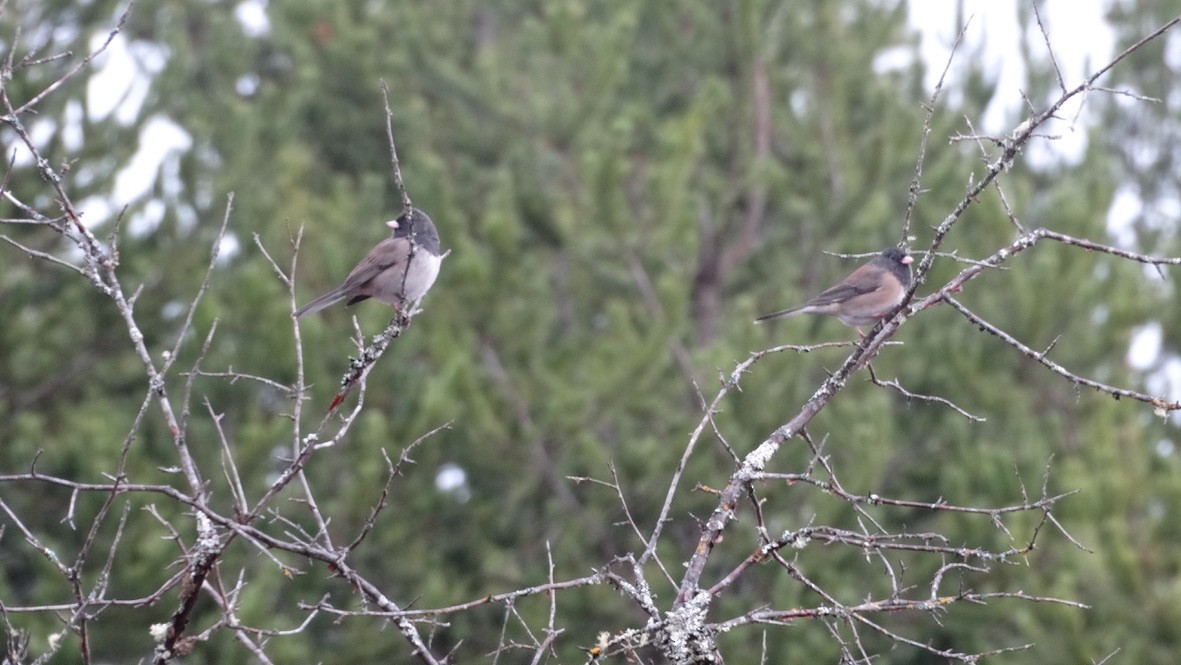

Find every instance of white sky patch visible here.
[236,74,260,97]
[1152,196,1181,241]
[907,0,1113,165]
[75,116,192,230]
[114,116,192,204]
[162,300,186,320]
[1165,29,1181,70]
[30,117,56,147]
[1158,439,1175,458]
[1106,184,1143,248]
[235,0,271,37]
[87,36,146,124]
[1128,323,1162,370]
[73,195,112,228]
[128,199,167,236]
[871,45,912,75]
[1024,0,1115,168]
[218,233,241,263]
[62,101,84,151]
[1146,358,1181,418]
[87,35,168,125]
[8,118,56,168]
[435,463,471,503]
[176,203,199,230]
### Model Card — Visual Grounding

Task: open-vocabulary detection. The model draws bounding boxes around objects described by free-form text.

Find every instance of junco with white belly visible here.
[294,207,442,319]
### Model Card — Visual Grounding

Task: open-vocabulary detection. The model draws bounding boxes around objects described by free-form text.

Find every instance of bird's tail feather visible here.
[293,289,348,319]
[753,306,806,324]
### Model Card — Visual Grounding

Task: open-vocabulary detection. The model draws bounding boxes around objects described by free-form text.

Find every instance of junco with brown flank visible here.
[755,247,913,334]
[294,207,443,319]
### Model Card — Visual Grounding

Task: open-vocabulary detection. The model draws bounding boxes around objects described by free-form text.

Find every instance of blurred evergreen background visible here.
[2,1,1180,662]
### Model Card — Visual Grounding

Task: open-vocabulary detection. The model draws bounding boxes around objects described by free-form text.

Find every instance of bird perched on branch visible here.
[294,207,442,319]
[755,247,913,335]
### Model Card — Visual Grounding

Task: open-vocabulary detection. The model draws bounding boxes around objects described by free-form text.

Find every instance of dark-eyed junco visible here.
[755,247,913,333]
[294,207,443,319]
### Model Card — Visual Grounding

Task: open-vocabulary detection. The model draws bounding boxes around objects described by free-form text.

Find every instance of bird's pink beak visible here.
[386,219,400,229]
[902,255,914,265]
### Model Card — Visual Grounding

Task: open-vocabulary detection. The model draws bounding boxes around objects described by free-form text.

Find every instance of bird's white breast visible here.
[404,250,443,303]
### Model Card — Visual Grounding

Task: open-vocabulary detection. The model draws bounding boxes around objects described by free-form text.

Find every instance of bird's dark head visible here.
[880,247,913,267]
[385,207,441,253]
[878,247,914,287]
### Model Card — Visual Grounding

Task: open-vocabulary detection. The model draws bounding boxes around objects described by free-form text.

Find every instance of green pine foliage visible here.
[2,1,1179,662]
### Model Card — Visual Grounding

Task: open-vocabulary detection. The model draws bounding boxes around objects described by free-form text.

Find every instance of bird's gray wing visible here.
[800,263,885,308]
[337,236,412,295]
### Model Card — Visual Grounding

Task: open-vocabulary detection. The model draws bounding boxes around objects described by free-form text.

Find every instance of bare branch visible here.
[901,15,970,241]
[379,79,413,214]
[162,193,234,376]
[945,295,1180,412]
[867,363,986,422]
[3,3,134,119]
[1033,4,1068,94]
